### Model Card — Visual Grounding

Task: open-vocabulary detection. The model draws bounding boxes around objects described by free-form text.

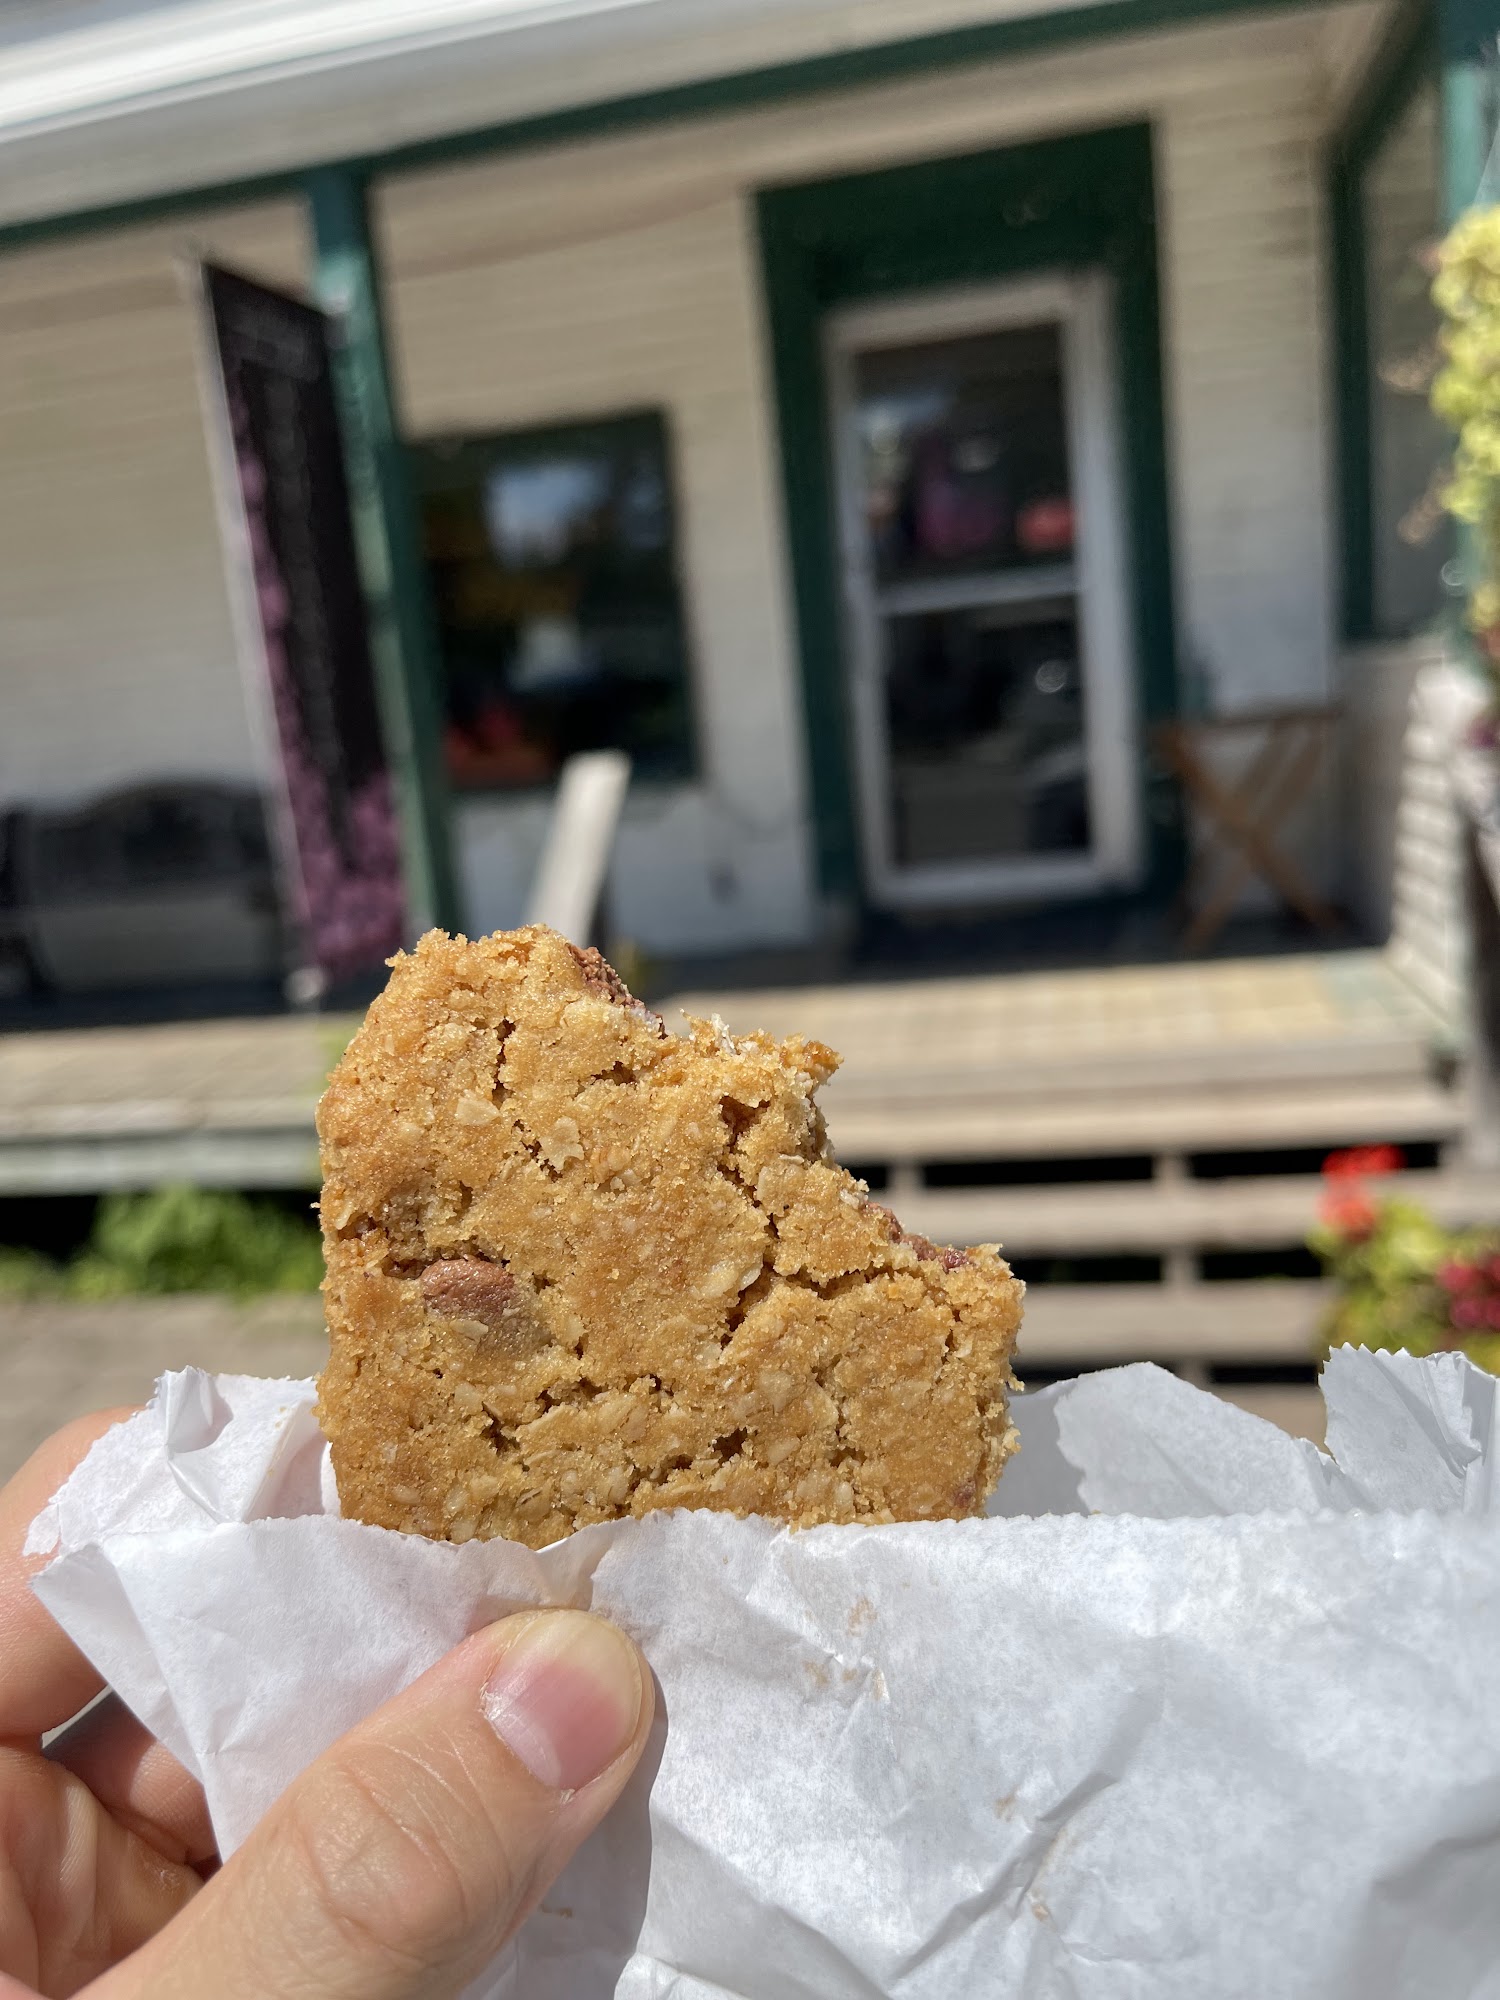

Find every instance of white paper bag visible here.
[27,1349,1500,2000]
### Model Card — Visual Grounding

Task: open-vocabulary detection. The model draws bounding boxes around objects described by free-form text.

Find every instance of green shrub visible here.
[72,1185,325,1298]
[64,1185,324,1300]
[0,1247,65,1301]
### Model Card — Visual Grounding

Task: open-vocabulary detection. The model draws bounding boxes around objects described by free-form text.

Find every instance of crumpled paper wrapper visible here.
[26,1347,1500,1999]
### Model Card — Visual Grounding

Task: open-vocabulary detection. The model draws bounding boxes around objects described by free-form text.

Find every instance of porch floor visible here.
[0,947,1452,1189]
[672,946,1446,1091]
[0,947,1491,1470]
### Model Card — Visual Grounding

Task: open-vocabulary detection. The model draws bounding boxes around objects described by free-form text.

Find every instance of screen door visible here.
[826,274,1141,909]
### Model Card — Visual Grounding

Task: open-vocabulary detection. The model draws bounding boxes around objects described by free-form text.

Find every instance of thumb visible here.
[100,1608,651,2000]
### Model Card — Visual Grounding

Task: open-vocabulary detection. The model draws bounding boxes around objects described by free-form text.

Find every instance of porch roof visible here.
[0,0,1365,243]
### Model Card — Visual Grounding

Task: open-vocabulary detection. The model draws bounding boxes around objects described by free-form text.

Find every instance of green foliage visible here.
[0,1247,65,1300]
[1433,205,1500,699]
[0,1186,324,1302]
[1310,1190,1500,1378]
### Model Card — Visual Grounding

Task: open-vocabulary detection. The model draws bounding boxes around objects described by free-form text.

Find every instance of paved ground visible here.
[674,948,1441,1073]
[1,1296,328,1480]
[0,1290,1329,1490]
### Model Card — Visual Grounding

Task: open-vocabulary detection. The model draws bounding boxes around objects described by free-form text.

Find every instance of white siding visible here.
[382,5,1373,935]
[0,202,310,808]
[1158,73,1335,710]
[1386,657,1489,1029]
[385,195,815,949]
[0,2,1384,951]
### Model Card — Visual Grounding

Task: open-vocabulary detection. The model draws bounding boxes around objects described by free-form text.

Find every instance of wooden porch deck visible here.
[0,946,1492,1463]
[670,947,1490,1432]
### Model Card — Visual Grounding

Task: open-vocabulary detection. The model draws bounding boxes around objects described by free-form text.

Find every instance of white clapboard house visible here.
[0,0,1474,974]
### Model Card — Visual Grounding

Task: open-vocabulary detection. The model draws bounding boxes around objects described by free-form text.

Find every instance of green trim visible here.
[1440,56,1494,221]
[2,0,1323,256]
[1440,0,1500,61]
[1330,163,1375,640]
[1331,0,1439,174]
[307,166,460,935]
[756,123,1179,905]
[1327,0,1439,642]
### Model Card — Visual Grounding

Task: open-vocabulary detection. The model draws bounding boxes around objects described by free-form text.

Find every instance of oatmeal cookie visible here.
[316,927,1023,1548]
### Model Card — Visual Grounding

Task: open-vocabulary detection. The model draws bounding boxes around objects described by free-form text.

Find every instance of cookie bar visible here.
[316,927,1023,1548]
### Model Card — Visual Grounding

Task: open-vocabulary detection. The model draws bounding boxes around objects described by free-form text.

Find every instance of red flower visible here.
[1453,1296,1488,1331]
[1322,1145,1404,1179]
[1487,1298,1500,1331]
[1319,1188,1377,1239]
[1438,1260,1480,1293]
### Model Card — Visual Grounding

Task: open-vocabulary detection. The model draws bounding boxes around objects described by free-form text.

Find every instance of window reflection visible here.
[855,325,1075,584]
[414,413,694,791]
[884,602,1089,867]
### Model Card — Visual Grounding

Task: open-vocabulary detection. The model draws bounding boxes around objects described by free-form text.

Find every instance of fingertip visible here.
[0,1405,143,1740]
[11,1404,141,1521]
[479,1608,648,1796]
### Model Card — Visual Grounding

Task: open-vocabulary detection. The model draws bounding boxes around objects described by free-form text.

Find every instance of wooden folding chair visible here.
[1153,705,1342,950]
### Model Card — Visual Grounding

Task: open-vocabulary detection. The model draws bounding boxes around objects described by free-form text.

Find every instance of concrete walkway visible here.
[0,1289,1329,1488]
[1,1295,327,1480]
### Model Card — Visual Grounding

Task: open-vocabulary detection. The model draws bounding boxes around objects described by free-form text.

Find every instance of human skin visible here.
[0,1411,652,2000]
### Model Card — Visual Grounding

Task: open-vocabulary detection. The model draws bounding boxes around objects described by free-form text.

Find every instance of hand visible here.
[0,1411,652,2000]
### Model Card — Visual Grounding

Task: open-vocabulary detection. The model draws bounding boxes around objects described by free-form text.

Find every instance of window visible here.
[413,412,695,791]
[839,313,1091,877]
[1362,77,1447,637]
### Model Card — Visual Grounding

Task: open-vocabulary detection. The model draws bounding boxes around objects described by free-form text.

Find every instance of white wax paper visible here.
[26,1349,1500,1999]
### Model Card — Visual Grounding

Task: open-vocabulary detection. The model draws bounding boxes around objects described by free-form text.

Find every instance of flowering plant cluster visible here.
[1434,205,1500,707]
[1309,1147,1500,1375]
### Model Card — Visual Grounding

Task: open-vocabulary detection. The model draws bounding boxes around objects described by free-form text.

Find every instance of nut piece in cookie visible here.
[316,926,1024,1548]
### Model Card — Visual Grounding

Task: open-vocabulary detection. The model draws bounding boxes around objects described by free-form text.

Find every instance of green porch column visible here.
[305,165,459,937]
[1439,0,1499,221]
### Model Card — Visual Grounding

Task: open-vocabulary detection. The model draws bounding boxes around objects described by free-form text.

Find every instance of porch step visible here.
[1012,1280,1335,1444]
[0,1294,327,1481]
[826,1077,1463,1166]
[825,1028,1439,1103]
[891,1167,1500,1258]
[1016,1280,1328,1366]
[674,946,1463,1168]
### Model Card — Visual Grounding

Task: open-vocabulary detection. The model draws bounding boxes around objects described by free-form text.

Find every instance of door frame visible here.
[756,122,1179,911]
[824,270,1142,908]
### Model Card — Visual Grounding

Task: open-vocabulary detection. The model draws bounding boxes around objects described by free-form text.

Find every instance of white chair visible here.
[524,750,632,945]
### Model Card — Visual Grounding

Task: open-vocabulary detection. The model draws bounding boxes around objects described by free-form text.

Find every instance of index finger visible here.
[0,1407,139,1742]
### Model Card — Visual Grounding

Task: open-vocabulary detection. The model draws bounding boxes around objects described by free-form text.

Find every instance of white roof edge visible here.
[0,0,698,142]
[0,0,1175,233]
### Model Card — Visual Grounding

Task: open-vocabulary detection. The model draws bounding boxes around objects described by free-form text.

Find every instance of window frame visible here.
[756,122,1176,908]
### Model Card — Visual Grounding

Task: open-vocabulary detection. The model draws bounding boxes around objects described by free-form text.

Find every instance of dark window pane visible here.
[1362,78,1447,637]
[854,324,1074,587]
[412,413,695,791]
[883,602,1089,866]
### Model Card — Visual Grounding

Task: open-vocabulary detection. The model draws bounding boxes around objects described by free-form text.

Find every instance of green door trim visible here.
[755,123,1178,906]
[4,0,1325,257]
